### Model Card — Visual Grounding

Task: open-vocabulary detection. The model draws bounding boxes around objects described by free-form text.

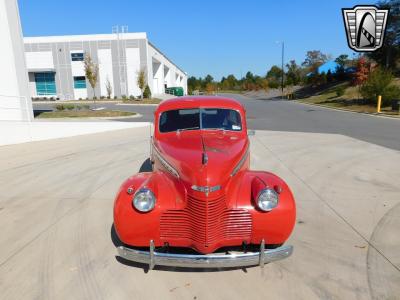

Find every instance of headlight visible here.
[133,188,156,212]
[257,188,279,211]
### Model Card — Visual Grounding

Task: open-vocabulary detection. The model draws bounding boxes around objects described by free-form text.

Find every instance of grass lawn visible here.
[36,110,137,119]
[216,90,244,94]
[121,98,161,104]
[297,82,400,116]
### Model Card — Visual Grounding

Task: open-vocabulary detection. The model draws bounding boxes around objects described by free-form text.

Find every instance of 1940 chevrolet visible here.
[114,96,296,269]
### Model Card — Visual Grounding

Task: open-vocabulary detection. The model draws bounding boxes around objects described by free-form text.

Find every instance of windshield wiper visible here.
[177,126,200,132]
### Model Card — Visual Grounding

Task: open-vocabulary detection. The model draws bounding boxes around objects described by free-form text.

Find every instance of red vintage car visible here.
[114,96,296,269]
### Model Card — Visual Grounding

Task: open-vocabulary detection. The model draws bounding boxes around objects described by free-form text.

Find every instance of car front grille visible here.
[160,195,252,249]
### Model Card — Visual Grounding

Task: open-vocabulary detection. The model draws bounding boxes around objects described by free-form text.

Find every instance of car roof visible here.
[156,96,245,112]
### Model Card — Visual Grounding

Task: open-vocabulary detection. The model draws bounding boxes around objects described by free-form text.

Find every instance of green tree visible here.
[302,50,329,73]
[361,67,400,106]
[335,54,349,70]
[285,60,302,86]
[225,74,238,90]
[105,76,112,99]
[204,74,214,84]
[83,53,99,103]
[137,69,147,99]
[143,84,152,99]
[368,0,400,72]
[245,71,255,83]
[187,76,200,94]
[266,66,283,88]
[335,54,349,78]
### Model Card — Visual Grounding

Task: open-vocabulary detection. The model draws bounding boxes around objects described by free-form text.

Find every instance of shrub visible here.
[114,96,118,100]
[82,104,90,110]
[65,104,75,110]
[143,85,152,98]
[79,98,82,100]
[129,95,135,100]
[93,96,97,100]
[107,96,110,99]
[100,96,105,100]
[360,68,400,106]
[55,104,65,111]
[336,86,345,97]
[121,95,127,100]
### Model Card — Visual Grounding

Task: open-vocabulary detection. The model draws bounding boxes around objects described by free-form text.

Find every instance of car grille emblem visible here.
[191,185,221,196]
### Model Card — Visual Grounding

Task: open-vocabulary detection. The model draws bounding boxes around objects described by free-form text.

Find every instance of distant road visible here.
[222,93,400,151]
[33,95,400,150]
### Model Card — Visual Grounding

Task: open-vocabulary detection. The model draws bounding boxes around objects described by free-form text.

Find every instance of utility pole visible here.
[276,41,285,100]
[281,41,284,100]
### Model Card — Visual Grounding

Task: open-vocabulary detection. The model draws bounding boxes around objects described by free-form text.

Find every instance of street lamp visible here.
[276,41,285,99]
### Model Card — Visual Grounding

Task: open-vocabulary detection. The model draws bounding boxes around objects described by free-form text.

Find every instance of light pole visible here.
[276,41,285,99]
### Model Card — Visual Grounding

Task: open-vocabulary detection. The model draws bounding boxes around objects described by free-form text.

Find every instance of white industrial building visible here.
[0,0,33,121]
[24,33,187,100]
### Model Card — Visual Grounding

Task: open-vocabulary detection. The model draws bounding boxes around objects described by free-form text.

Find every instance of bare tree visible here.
[105,76,112,99]
[137,69,146,99]
[84,53,99,104]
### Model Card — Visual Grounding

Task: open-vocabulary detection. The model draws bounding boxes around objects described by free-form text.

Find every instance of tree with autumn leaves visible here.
[353,57,370,86]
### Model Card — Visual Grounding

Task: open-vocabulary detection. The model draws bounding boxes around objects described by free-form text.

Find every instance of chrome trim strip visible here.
[117,244,293,269]
[152,144,180,178]
[231,145,249,177]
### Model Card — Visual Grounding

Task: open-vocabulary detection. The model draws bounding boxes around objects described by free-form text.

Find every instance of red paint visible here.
[114,96,296,254]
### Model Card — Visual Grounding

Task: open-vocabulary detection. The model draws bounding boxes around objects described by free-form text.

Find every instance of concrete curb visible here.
[116,103,159,106]
[294,100,400,120]
[33,101,122,104]
[34,113,142,121]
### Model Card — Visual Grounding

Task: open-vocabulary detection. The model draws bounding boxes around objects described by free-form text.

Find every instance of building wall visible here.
[0,0,33,121]
[147,43,187,95]
[24,33,187,100]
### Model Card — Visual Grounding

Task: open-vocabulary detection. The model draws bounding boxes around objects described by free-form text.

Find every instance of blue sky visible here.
[18,0,375,80]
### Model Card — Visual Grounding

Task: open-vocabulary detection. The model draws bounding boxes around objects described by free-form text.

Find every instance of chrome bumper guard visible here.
[117,240,293,269]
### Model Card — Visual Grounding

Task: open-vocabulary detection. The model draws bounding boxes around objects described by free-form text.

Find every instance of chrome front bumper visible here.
[117,240,293,269]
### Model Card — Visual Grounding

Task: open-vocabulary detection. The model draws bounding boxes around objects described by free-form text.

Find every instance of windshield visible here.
[159,108,242,133]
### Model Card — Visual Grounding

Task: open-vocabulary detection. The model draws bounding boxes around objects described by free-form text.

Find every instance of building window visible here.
[73,76,87,89]
[35,72,56,95]
[71,52,84,61]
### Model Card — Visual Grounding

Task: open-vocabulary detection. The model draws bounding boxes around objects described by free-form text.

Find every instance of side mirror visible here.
[247,130,256,136]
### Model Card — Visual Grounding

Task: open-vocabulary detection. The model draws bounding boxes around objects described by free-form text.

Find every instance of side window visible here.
[73,76,86,89]
[71,52,84,61]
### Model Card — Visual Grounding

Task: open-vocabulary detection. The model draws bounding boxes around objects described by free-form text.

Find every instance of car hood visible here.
[155,130,248,194]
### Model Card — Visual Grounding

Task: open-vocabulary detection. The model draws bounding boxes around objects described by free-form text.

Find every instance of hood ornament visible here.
[191,185,221,196]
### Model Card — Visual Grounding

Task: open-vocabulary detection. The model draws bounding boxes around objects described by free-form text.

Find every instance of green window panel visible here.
[73,76,87,89]
[35,72,56,96]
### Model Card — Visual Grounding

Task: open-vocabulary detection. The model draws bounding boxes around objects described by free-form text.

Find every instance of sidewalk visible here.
[0,120,150,146]
[296,100,400,120]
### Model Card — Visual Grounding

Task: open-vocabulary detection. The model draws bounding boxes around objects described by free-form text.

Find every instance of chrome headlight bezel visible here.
[257,188,279,212]
[132,188,156,212]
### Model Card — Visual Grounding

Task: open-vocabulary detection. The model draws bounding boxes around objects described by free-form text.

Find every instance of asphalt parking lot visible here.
[33,94,400,151]
[1,125,399,299]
